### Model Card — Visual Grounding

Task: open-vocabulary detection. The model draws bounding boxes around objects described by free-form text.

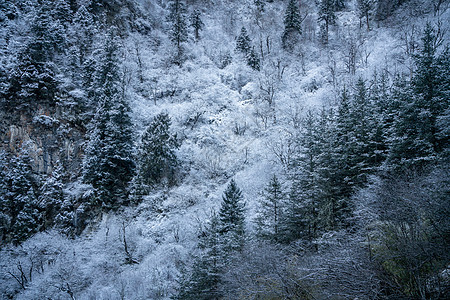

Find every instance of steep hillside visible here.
[1,0,449,299]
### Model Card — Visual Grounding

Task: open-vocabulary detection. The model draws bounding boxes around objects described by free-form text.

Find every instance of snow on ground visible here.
[1,0,449,299]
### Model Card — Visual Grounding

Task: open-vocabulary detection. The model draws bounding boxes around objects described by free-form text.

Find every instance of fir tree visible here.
[285,110,321,243]
[38,163,64,230]
[167,0,188,65]
[190,9,204,42]
[282,0,302,50]
[0,146,41,244]
[318,0,337,44]
[255,175,285,243]
[315,108,352,231]
[5,0,69,112]
[236,28,260,71]
[137,113,179,189]
[82,32,134,209]
[350,78,372,184]
[367,70,390,168]
[387,23,450,171]
[71,5,96,67]
[175,214,223,300]
[236,27,251,54]
[219,179,245,252]
[246,47,260,71]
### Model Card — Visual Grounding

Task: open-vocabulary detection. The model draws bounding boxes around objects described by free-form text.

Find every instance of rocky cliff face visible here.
[0,107,85,179]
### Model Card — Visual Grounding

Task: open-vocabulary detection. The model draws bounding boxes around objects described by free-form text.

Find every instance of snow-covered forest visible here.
[0,0,449,299]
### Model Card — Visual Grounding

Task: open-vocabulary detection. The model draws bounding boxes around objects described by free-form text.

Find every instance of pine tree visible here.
[286,110,321,243]
[175,214,223,300]
[331,88,356,200]
[137,113,179,189]
[282,0,302,50]
[70,5,96,67]
[318,0,337,44]
[255,175,285,242]
[82,32,134,209]
[167,0,188,65]
[5,0,67,112]
[367,71,390,169]
[350,78,372,184]
[236,28,260,71]
[190,9,204,41]
[219,179,245,252]
[38,163,64,230]
[236,27,251,54]
[315,108,352,231]
[246,47,260,71]
[0,146,41,244]
[387,23,450,171]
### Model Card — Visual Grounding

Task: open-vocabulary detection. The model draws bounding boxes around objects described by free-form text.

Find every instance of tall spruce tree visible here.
[236,27,260,71]
[190,9,204,42]
[82,32,134,209]
[236,27,251,54]
[137,113,179,188]
[38,163,64,230]
[167,0,188,65]
[315,108,352,231]
[6,0,64,113]
[285,110,321,243]
[318,0,337,44]
[350,78,372,184]
[219,179,245,252]
[387,23,450,171]
[282,0,302,50]
[0,146,41,244]
[255,175,285,242]
[175,214,223,300]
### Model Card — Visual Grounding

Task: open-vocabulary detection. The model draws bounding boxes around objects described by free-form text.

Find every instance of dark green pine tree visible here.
[412,23,449,156]
[64,4,98,124]
[175,214,223,300]
[190,9,204,42]
[137,113,179,188]
[236,28,260,71]
[0,146,41,244]
[315,108,352,231]
[285,110,321,244]
[167,0,188,65]
[219,179,245,253]
[282,0,302,50]
[318,0,337,44]
[246,47,260,71]
[38,163,64,230]
[435,47,450,161]
[82,33,134,209]
[255,175,285,243]
[387,23,450,171]
[70,5,96,68]
[6,0,63,112]
[331,87,356,201]
[236,27,251,54]
[367,71,390,169]
[350,78,372,185]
